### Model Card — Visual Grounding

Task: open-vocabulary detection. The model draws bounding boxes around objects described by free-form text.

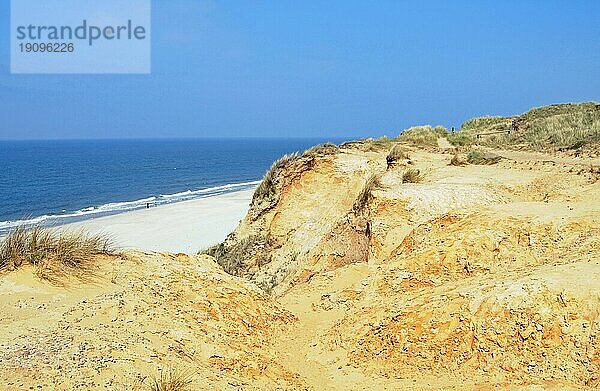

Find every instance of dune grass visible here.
[148,368,194,391]
[353,174,382,213]
[365,136,397,151]
[446,131,473,146]
[304,142,338,157]
[386,145,409,168]
[402,169,423,183]
[520,108,600,148]
[398,125,448,147]
[0,225,114,283]
[202,234,271,276]
[252,153,299,204]
[460,115,513,134]
[456,102,600,149]
[253,143,338,205]
[466,149,486,164]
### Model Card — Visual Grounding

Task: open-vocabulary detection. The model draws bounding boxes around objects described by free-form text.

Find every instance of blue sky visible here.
[1,0,599,140]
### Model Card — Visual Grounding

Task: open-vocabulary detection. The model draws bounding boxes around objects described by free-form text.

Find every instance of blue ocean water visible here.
[0,138,334,235]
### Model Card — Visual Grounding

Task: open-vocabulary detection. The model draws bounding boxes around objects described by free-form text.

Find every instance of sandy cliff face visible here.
[210,140,600,388]
[2,141,599,389]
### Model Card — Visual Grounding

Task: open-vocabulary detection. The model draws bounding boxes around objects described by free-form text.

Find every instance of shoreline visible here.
[60,188,254,254]
[0,180,261,236]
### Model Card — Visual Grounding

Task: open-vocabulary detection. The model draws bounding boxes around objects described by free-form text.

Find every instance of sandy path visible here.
[62,189,254,254]
[437,137,453,149]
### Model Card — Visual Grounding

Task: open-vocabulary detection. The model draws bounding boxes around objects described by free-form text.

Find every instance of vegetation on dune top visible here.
[386,144,409,168]
[364,136,396,150]
[253,142,339,207]
[457,102,600,149]
[398,125,448,147]
[0,225,115,283]
[392,102,600,150]
[339,136,398,152]
[252,152,299,204]
[460,115,514,133]
[303,142,338,157]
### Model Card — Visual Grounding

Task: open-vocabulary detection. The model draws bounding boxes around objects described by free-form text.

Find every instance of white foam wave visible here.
[0,181,259,233]
[158,180,260,199]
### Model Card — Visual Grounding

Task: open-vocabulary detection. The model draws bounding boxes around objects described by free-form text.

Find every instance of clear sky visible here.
[1,0,599,140]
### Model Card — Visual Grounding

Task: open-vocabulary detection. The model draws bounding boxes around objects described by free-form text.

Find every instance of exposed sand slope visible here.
[210,141,600,388]
[1,142,599,389]
[0,252,300,390]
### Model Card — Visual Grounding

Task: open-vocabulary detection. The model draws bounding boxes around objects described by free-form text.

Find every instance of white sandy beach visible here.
[63,189,254,254]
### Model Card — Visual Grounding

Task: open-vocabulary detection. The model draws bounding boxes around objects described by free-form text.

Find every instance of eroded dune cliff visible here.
[2,136,600,389]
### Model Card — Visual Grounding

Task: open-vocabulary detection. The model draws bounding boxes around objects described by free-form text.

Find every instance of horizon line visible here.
[0,135,373,142]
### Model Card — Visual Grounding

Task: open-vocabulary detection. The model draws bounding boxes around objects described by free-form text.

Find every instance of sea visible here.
[0,138,337,236]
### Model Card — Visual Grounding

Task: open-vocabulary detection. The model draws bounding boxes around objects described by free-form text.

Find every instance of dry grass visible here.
[338,137,399,153]
[522,109,600,148]
[460,115,513,133]
[466,149,486,164]
[202,234,271,276]
[386,145,409,168]
[450,154,467,166]
[589,165,600,183]
[340,137,397,152]
[365,136,397,151]
[446,131,474,147]
[353,174,382,213]
[148,368,194,391]
[398,125,448,147]
[456,102,600,149]
[402,169,423,183]
[253,153,299,204]
[466,149,501,165]
[0,226,114,283]
[304,142,338,157]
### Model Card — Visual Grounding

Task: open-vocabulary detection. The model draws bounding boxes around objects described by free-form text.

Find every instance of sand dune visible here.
[2,137,600,389]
